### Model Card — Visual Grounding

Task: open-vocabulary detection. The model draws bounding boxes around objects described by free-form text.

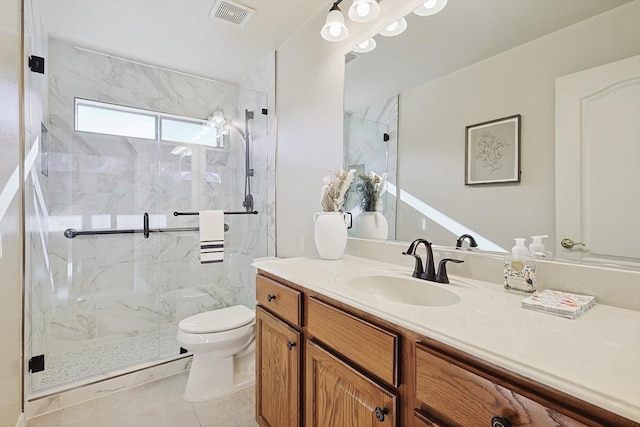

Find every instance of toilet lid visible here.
[179,305,255,334]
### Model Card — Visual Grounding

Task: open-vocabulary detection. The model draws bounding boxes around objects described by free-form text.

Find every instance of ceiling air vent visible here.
[210,0,255,27]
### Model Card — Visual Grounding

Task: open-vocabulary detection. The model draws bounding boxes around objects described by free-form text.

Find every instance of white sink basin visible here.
[341,274,461,307]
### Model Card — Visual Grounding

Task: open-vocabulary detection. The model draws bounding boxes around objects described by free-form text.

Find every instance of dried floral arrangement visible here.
[320,169,356,212]
[355,172,387,212]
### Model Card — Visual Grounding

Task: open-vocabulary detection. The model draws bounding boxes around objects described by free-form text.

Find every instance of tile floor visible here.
[26,372,259,427]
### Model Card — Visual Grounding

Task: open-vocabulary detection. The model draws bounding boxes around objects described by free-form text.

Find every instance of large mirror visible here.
[344,0,640,267]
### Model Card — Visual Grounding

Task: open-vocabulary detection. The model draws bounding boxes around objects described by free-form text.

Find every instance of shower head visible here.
[206,109,246,139]
[208,109,225,124]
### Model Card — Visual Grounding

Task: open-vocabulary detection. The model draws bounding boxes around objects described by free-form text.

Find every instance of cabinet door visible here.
[306,340,397,427]
[256,307,301,427]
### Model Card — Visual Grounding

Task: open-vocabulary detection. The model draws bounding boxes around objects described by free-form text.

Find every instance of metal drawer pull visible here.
[491,416,511,427]
[267,294,276,302]
[375,407,388,422]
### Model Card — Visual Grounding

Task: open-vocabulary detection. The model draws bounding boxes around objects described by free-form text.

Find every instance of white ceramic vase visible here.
[356,211,388,240]
[313,212,348,260]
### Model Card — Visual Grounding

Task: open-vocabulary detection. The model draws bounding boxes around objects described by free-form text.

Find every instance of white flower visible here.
[320,169,356,212]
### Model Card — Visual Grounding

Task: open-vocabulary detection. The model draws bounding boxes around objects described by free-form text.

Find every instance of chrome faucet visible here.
[403,238,464,284]
[456,234,478,249]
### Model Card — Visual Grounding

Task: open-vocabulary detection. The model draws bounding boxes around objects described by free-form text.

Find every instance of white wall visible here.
[0,0,23,423]
[396,1,640,251]
[275,1,423,257]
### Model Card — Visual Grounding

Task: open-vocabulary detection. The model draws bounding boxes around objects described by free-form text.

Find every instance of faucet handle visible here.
[435,258,464,283]
[402,251,424,278]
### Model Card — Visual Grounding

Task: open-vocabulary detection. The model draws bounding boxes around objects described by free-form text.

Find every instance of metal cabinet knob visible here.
[375,407,388,422]
[286,341,296,351]
[491,416,512,427]
[561,238,585,249]
[266,294,276,302]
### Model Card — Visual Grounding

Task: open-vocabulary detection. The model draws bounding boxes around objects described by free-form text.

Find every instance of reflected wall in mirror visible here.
[344,95,397,241]
[344,0,640,267]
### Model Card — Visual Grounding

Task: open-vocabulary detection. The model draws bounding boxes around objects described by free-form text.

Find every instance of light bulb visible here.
[413,0,447,17]
[352,37,376,53]
[356,2,370,17]
[348,0,379,23]
[329,23,341,37]
[379,18,407,37]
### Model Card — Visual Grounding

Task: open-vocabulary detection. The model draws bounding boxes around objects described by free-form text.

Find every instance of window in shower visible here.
[75,98,157,140]
[74,98,224,147]
[160,117,222,147]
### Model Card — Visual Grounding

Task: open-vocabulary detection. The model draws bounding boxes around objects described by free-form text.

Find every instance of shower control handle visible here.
[266,294,276,302]
[287,341,297,351]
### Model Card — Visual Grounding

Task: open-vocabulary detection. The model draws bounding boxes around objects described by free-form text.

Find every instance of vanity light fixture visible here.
[321,0,349,42]
[379,17,407,37]
[348,0,381,23]
[413,0,447,17]
[352,37,377,53]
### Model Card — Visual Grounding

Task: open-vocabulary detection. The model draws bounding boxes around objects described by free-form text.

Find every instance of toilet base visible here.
[182,350,255,402]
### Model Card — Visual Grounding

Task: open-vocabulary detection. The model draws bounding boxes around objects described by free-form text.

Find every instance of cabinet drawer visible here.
[307,297,398,386]
[415,344,586,426]
[414,410,443,427]
[256,275,302,327]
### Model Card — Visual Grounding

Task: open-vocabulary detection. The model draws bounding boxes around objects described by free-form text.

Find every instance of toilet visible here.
[176,305,256,402]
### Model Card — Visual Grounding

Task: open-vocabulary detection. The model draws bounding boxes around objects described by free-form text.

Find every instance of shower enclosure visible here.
[24,39,270,395]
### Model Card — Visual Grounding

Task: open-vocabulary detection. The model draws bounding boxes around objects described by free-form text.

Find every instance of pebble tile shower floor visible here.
[26,372,259,427]
[34,329,179,390]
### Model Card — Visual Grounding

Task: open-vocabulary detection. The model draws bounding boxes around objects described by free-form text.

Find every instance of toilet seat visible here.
[178,305,255,334]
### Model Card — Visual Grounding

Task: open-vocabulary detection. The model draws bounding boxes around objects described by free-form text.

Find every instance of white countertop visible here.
[253,255,640,423]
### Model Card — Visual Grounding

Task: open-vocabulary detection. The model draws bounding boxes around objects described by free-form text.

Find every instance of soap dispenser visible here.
[529,235,553,258]
[504,238,537,293]
[529,235,548,257]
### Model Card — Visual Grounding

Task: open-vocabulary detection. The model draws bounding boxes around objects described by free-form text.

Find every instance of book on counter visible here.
[521,289,596,319]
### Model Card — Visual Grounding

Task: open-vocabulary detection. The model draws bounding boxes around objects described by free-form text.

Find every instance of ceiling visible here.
[38,0,328,84]
[345,0,633,112]
[37,0,633,90]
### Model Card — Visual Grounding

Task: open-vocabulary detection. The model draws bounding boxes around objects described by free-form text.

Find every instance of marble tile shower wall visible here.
[344,95,398,240]
[32,39,268,389]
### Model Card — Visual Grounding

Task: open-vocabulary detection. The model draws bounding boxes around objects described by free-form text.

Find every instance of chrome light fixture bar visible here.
[321,0,349,42]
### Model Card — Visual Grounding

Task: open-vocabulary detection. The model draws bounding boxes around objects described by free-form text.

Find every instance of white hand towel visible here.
[199,210,224,264]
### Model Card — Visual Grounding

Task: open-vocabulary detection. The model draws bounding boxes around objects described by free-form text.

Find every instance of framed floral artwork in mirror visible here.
[465,114,521,185]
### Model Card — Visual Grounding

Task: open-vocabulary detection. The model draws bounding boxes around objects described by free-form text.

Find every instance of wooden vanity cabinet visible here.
[305,297,400,426]
[256,271,637,427]
[255,275,303,427]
